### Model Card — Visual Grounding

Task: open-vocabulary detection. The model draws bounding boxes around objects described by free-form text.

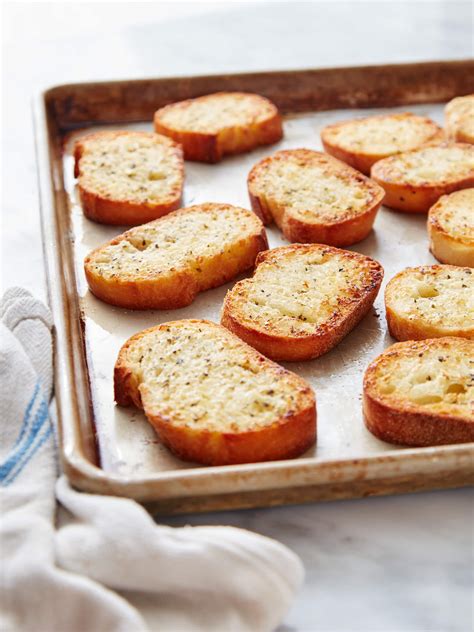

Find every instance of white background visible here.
[1,2,473,631]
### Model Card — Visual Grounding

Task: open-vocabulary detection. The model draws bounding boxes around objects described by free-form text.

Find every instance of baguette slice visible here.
[428,188,474,266]
[84,203,268,310]
[363,337,474,446]
[154,92,283,163]
[74,131,184,225]
[385,265,474,341]
[247,149,385,246]
[370,143,474,213]
[114,320,316,465]
[221,244,383,361]
[445,94,474,144]
[321,112,442,175]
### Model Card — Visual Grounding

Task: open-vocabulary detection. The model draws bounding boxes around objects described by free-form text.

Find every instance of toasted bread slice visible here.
[247,149,385,246]
[74,131,184,225]
[445,95,474,144]
[363,337,474,446]
[385,265,474,341]
[321,112,442,175]
[84,203,268,310]
[370,143,474,213]
[221,244,383,361]
[114,320,316,465]
[428,188,474,266]
[153,92,283,163]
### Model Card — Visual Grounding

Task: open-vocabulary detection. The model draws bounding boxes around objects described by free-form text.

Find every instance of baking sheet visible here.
[64,102,445,479]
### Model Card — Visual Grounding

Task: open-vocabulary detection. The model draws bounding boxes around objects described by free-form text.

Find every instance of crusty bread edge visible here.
[221,246,384,361]
[385,266,474,341]
[84,210,269,310]
[145,402,316,465]
[114,320,317,465]
[153,118,221,162]
[363,388,474,446]
[74,133,184,225]
[78,187,183,226]
[320,138,378,175]
[247,154,386,246]
[369,177,474,213]
[363,339,474,446]
[445,98,474,144]
[428,203,474,266]
[154,96,283,163]
[385,304,474,341]
[370,144,474,213]
[321,128,444,176]
[428,227,474,267]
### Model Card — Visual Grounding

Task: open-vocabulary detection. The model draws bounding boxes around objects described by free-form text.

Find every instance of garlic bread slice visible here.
[114,320,316,465]
[247,149,385,246]
[428,188,474,266]
[385,265,474,341]
[221,244,383,361]
[371,143,474,212]
[321,112,442,175]
[85,203,268,310]
[445,94,474,144]
[363,337,474,446]
[154,92,283,163]
[74,131,184,225]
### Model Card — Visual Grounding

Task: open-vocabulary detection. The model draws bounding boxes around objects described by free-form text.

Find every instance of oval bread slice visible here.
[221,244,383,361]
[428,188,474,266]
[385,265,474,341]
[84,203,268,310]
[154,92,283,163]
[247,149,385,246]
[445,94,474,144]
[370,143,474,213]
[321,112,442,175]
[74,131,184,225]
[363,337,474,446]
[114,320,317,465]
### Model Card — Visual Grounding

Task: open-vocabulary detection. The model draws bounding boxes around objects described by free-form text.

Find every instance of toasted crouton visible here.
[153,92,283,163]
[370,143,474,213]
[74,131,184,225]
[445,95,474,144]
[428,188,474,266]
[363,337,474,446]
[385,265,474,341]
[247,149,385,246]
[221,244,383,361]
[321,112,442,175]
[114,320,316,465]
[84,203,268,310]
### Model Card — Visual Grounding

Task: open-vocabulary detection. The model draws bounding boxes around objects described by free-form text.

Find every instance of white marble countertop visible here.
[2,3,473,631]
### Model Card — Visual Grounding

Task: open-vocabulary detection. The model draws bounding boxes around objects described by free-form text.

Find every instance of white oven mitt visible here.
[0,288,303,632]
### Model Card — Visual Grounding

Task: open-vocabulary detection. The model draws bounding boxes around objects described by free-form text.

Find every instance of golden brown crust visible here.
[385,265,474,341]
[221,245,384,361]
[84,203,268,310]
[428,189,474,267]
[321,112,443,175]
[363,338,474,446]
[114,320,317,465]
[154,92,283,163]
[247,149,385,246]
[445,95,474,144]
[370,143,474,213]
[74,130,184,225]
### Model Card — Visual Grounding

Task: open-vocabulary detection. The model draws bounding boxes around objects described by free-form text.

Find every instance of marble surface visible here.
[2,3,473,631]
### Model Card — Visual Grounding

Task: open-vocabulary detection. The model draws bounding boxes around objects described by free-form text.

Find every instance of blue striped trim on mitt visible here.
[0,380,52,486]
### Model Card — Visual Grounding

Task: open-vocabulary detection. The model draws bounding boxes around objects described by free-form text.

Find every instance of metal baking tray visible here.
[34,60,474,513]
